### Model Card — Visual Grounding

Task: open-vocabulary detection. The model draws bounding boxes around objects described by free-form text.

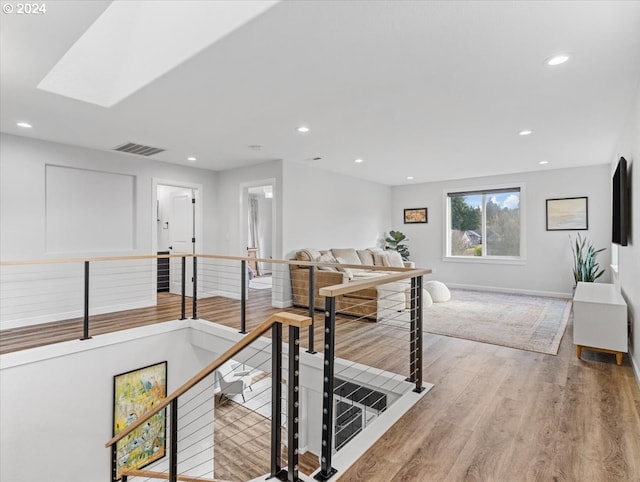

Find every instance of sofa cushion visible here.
[356,249,375,266]
[296,248,322,262]
[331,248,362,266]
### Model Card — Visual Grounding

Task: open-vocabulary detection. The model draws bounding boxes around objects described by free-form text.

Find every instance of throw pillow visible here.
[334,256,354,280]
[296,248,321,262]
[331,248,362,266]
[371,249,387,266]
[356,249,375,266]
[384,250,405,268]
[318,252,339,271]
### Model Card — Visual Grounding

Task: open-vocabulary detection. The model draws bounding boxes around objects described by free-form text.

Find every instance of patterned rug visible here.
[424,289,572,355]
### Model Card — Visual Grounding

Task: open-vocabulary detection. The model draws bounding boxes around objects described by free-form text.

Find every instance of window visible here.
[446,186,523,259]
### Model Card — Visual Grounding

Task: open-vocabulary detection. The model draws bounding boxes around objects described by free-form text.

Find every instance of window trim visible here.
[443,183,527,263]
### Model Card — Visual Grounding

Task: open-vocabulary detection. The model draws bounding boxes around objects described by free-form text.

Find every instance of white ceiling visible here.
[2,1,640,186]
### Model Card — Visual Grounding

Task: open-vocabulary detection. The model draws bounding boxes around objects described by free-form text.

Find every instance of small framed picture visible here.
[546,197,588,231]
[404,208,428,224]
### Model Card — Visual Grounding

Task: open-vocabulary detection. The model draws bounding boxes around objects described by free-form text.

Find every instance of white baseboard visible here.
[272,298,293,309]
[631,348,640,390]
[446,283,572,299]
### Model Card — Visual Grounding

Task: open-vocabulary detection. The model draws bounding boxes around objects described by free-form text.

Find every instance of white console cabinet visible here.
[573,282,628,365]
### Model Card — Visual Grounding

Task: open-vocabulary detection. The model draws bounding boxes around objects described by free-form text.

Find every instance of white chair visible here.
[214,361,252,403]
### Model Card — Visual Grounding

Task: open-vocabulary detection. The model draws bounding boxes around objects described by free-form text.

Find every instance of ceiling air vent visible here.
[113,142,165,157]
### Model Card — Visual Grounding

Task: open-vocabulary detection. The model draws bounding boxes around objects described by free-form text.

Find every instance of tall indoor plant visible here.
[385,230,410,260]
[570,233,605,284]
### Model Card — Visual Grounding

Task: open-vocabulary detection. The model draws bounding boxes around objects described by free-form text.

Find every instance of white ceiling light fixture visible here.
[546,54,570,66]
[519,129,533,136]
[407,176,414,180]
[17,121,32,128]
[539,160,549,165]
[187,156,197,162]
[354,158,364,163]
[297,126,309,133]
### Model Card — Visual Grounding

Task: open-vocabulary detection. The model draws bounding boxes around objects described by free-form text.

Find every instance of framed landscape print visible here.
[113,361,167,480]
[546,197,588,231]
[404,208,428,224]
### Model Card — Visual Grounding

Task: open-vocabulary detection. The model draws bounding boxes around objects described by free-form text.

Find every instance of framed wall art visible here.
[404,208,428,224]
[113,361,167,480]
[546,197,588,231]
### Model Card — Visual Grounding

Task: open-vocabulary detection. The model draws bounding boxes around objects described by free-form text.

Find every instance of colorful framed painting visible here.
[546,197,588,231]
[113,361,167,480]
[404,207,428,224]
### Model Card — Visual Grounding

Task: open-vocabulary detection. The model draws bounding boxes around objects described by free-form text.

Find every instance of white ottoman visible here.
[424,280,451,302]
[404,288,433,309]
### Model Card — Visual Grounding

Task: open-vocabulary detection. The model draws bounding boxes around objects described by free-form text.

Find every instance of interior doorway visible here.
[154,180,202,298]
[246,184,274,279]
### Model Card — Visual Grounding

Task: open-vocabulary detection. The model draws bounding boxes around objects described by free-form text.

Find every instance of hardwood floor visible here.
[2,289,639,481]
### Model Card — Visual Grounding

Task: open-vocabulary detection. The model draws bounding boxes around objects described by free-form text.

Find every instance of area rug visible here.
[424,289,572,355]
[249,276,272,290]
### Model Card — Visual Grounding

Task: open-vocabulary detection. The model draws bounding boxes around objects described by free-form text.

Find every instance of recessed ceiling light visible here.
[546,54,569,66]
[519,130,533,136]
[187,156,197,162]
[539,160,549,165]
[17,121,32,128]
[248,144,262,151]
[354,158,364,163]
[407,176,414,180]
[297,126,309,133]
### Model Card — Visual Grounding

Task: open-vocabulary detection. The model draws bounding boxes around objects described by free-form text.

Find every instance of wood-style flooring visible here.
[2,289,639,481]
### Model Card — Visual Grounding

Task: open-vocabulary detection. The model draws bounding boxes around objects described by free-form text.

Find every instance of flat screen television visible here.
[612,156,629,246]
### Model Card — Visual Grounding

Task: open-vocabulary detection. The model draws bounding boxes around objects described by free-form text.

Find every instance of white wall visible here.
[611,83,640,383]
[0,133,218,259]
[0,321,212,482]
[391,165,612,297]
[282,161,392,256]
[0,134,218,327]
[214,161,282,257]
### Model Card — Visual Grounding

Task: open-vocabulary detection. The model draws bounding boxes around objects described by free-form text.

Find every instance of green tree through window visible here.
[447,188,522,258]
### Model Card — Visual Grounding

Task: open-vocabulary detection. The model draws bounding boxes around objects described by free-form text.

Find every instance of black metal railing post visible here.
[307,265,316,354]
[286,324,301,481]
[315,296,337,481]
[81,261,92,340]
[169,399,178,482]
[111,441,118,482]
[192,256,198,320]
[414,275,425,393]
[270,323,283,477]
[408,276,417,383]
[240,260,247,333]
[180,256,186,320]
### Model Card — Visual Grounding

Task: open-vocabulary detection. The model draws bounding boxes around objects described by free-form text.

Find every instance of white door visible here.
[168,190,194,296]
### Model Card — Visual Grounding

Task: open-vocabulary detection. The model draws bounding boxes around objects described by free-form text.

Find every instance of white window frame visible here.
[443,183,527,265]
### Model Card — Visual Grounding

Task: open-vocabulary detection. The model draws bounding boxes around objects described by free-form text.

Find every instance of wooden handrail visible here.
[119,468,233,482]
[105,311,311,448]
[319,268,432,297]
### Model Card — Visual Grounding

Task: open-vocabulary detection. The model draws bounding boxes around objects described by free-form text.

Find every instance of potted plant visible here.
[570,233,605,284]
[385,230,410,260]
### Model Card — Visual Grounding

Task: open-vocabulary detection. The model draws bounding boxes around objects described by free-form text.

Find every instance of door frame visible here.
[152,178,204,299]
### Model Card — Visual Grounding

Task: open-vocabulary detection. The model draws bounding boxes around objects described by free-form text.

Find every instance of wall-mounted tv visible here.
[612,156,629,246]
